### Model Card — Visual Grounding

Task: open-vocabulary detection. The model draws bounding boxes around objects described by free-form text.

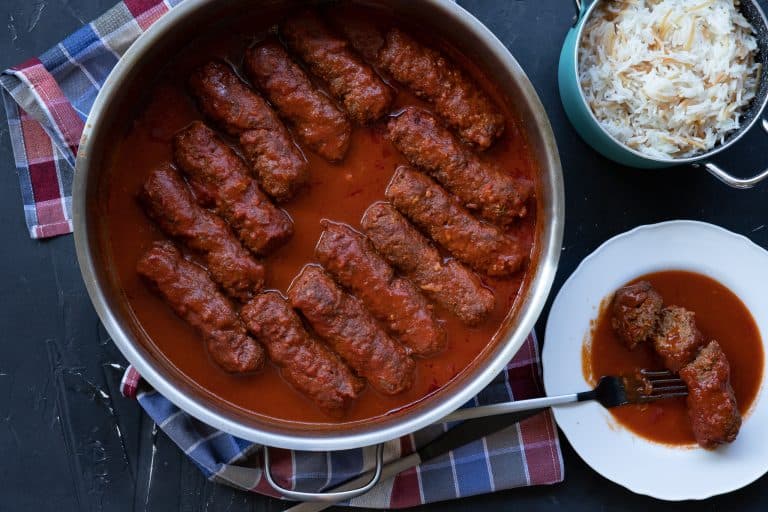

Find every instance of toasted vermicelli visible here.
[579,0,760,159]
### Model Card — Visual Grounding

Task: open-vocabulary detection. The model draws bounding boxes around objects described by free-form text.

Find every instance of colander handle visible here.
[572,0,592,25]
[262,443,384,502]
[698,119,768,189]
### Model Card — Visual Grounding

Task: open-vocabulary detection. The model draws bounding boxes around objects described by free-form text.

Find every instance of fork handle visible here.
[441,393,579,423]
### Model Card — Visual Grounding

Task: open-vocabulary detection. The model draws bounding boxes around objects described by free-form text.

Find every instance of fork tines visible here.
[638,368,688,402]
[639,369,673,377]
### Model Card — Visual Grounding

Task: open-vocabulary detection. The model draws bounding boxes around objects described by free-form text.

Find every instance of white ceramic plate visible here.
[543,220,768,501]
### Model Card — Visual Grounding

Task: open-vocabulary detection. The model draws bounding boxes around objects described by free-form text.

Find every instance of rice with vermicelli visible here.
[578,0,761,159]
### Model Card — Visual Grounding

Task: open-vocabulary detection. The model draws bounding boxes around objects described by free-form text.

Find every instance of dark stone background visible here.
[1,0,767,510]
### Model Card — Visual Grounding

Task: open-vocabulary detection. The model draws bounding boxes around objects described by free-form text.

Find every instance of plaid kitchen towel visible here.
[1,0,182,239]
[4,0,564,505]
[122,331,563,508]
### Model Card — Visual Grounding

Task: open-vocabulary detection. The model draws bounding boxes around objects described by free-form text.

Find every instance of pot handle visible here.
[263,443,385,502]
[696,119,768,189]
[572,0,591,25]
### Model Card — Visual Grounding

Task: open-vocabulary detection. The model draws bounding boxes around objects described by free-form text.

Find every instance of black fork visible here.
[579,369,688,408]
[441,369,687,423]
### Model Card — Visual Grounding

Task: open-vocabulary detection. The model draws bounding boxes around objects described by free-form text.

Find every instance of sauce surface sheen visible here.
[103,6,540,424]
[586,270,764,445]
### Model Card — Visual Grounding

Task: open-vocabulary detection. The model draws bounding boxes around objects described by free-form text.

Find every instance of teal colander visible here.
[558,0,768,188]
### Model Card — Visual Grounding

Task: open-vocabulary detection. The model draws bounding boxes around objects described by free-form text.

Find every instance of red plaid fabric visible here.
[1,0,179,238]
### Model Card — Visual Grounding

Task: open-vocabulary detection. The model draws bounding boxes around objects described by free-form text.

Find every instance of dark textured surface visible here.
[1,0,767,510]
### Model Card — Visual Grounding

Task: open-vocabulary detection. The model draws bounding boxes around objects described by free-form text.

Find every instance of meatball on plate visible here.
[611,280,663,349]
[543,221,768,501]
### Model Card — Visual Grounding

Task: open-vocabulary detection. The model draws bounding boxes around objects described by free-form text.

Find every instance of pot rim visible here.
[73,0,565,451]
[569,0,768,166]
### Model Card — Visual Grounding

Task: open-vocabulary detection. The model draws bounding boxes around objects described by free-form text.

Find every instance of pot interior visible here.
[77,0,563,450]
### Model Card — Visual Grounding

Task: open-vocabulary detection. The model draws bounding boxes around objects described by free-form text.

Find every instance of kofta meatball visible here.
[281,11,393,124]
[387,108,531,227]
[137,241,264,373]
[244,38,351,162]
[385,165,527,277]
[140,165,265,302]
[611,281,663,349]
[653,306,705,372]
[241,291,363,415]
[679,341,741,449]
[361,202,495,326]
[288,264,415,395]
[173,121,294,256]
[315,220,446,356]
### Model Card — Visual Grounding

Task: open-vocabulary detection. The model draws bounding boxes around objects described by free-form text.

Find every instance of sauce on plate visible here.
[585,270,764,446]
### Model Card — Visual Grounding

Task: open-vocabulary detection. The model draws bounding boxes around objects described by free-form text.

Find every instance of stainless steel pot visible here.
[74,0,563,466]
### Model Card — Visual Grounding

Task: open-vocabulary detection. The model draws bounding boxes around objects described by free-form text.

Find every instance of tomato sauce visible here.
[101,6,540,424]
[585,270,764,445]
